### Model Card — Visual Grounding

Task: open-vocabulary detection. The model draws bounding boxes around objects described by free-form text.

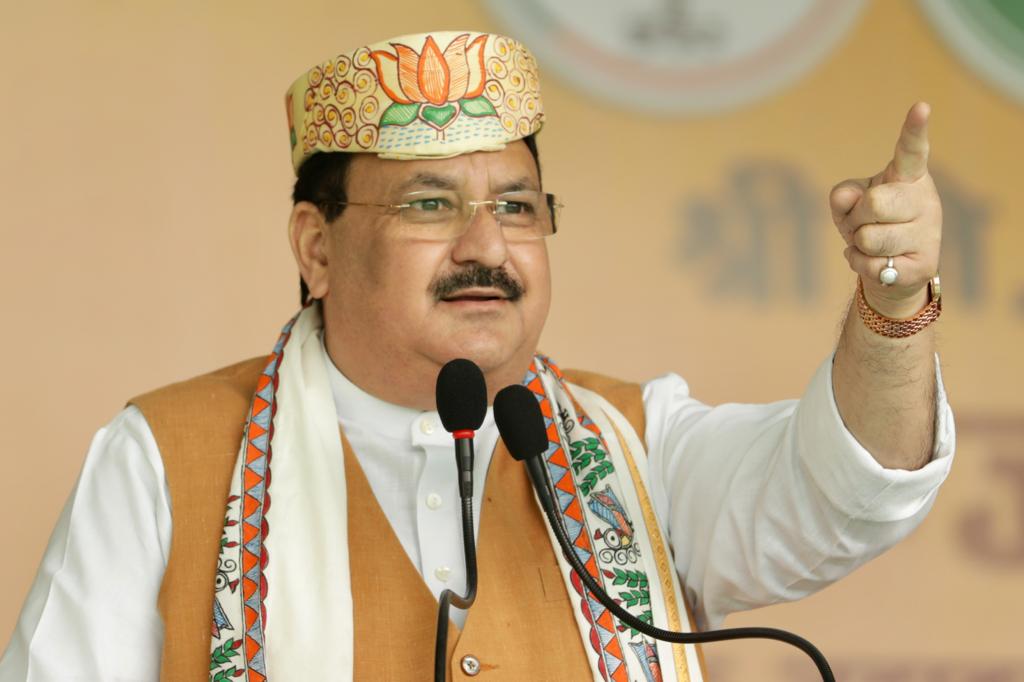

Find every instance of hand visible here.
[829,102,942,319]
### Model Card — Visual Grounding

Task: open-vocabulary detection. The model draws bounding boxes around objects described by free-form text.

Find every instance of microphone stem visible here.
[538,475,835,682]
[450,495,479,608]
[455,438,474,500]
[434,445,479,682]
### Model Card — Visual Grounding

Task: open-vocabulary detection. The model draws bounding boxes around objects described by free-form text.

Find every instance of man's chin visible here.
[430,333,527,377]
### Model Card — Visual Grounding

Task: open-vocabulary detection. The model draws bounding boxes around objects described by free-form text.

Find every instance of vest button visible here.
[460,654,481,676]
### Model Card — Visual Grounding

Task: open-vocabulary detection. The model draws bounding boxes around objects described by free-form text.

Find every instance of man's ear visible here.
[288,202,331,300]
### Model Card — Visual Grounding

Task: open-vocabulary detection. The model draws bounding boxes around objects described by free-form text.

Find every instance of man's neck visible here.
[322,335,533,411]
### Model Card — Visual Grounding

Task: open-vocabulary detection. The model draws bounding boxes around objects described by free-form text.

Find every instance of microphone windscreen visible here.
[435,359,488,432]
[494,385,549,461]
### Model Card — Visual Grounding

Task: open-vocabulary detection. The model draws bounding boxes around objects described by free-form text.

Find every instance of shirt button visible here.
[460,655,481,676]
[434,565,451,582]
[420,418,435,435]
[426,493,443,510]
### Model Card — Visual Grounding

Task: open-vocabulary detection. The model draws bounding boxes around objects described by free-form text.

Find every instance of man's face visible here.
[319,140,551,405]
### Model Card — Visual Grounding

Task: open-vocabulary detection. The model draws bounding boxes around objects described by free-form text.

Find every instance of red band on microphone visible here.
[453,429,475,440]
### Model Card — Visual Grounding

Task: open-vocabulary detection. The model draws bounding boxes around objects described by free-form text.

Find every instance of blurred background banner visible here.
[1,1,1021,678]
[484,0,867,113]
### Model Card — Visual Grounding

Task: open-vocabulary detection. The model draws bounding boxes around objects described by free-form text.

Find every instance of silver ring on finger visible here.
[879,256,898,286]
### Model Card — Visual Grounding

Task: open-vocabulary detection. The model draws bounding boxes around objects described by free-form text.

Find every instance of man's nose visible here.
[450,202,509,268]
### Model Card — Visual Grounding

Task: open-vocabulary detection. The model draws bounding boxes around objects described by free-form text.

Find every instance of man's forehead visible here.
[350,144,540,193]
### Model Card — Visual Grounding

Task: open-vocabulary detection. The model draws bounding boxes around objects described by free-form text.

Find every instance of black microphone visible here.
[492,382,554,510]
[433,358,487,682]
[436,358,487,500]
[493,384,836,682]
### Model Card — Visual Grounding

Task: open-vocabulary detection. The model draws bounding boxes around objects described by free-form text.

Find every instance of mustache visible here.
[431,265,524,302]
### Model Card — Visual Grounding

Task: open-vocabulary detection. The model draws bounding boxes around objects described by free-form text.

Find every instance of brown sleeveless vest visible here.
[131,359,682,680]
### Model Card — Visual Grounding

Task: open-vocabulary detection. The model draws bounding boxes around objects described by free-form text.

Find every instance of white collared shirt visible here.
[323,334,501,608]
[0,343,955,681]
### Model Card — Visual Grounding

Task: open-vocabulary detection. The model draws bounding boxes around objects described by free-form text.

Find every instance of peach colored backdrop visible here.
[2,1,1022,678]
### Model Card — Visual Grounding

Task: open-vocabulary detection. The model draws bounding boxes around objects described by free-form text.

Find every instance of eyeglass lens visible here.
[397,190,557,240]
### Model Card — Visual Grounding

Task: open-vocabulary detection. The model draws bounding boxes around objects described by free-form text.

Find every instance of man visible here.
[1,31,953,681]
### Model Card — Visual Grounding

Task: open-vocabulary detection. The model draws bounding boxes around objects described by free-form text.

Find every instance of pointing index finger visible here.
[889,102,931,183]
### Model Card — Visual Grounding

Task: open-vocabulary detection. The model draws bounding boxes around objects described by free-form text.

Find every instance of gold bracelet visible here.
[856,276,942,338]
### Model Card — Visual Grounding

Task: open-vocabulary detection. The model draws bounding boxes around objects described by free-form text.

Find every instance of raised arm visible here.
[830,102,943,471]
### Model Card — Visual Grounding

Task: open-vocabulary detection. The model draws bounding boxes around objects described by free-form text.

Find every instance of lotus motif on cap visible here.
[371,33,497,137]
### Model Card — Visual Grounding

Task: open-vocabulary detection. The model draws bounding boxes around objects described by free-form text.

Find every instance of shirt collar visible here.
[320,332,425,439]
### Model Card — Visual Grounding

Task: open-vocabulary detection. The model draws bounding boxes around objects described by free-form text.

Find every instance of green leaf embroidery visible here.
[461,96,497,117]
[619,589,650,608]
[380,102,419,126]
[572,450,591,474]
[615,589,653,637]
[610,568,649,589]
[580,459,616,494]
[580,471,598,496]
[570,438,608,476]
[211,667,240,682]
[617,610,654,639]
[210,638,241,669]
[421,103,457,128]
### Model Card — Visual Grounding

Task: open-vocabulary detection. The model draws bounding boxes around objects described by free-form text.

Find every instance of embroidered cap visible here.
[285,31,545,172]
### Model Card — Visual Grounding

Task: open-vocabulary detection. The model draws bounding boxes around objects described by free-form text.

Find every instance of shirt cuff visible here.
[794,353,955,523]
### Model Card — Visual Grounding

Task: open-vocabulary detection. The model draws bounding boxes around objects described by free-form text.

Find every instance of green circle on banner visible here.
[919,0,1024,105]
[482,0,866,114]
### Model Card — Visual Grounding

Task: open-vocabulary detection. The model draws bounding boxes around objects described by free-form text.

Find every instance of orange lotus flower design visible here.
[371,33,496,135]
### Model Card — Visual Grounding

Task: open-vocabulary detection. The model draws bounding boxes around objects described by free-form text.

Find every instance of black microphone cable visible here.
[433,359,488,682]
[494,384,836,682]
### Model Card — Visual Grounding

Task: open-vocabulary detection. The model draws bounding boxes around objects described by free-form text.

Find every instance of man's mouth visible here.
[440,288,509,303]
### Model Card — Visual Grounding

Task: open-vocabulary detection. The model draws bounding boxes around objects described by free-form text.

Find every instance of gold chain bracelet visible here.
[856,276,942,338]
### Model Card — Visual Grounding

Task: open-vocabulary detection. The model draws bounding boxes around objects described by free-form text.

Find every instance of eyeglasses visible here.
[319,189,561,241]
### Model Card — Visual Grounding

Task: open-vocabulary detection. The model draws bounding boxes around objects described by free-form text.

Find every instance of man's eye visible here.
[497,201,534,215]
[409,198,453,212]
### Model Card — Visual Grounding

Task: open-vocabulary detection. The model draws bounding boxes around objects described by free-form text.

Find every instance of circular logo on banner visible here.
[918,0,1024,106]
[482,0,866,114]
